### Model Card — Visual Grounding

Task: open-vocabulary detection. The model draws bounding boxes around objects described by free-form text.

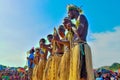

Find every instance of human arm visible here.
[28,55,34,68]
[77,14,88,35]
[56,39,70,47]
[40,44,52,53]
[53,34,70,47]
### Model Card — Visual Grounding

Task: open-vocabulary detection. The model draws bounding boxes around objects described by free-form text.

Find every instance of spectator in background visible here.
[2,72,10,80]
[27,47,35,80]
[118,73,120,79]
[0,72,2,80]
[96,72,103,80]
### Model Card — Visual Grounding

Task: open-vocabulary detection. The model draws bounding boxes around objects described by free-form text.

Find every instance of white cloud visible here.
[88,26,120,68]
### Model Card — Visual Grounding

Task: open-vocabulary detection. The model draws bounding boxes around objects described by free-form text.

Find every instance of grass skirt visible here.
[69,44,77,80]
[42,56,52,80]
[51,54,62,80]
[84,44,94,80]
[37,59,46,80]
[58,51,70,80]
[32,65,38,80]
[69,43,94,80]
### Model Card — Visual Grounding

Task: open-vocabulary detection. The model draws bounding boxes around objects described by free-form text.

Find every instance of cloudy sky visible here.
[0,0,120,68]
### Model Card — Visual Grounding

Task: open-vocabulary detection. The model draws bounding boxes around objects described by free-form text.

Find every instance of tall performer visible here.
[42,34,53,80]
[55,19,71,80]
[32,48,40,80]
[67,4,94,80]
[51,26,65,80]
[37,38,48,80]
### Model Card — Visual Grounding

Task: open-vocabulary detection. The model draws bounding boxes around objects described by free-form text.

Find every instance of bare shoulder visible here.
[80,14,86,20]
[80,14,88,25]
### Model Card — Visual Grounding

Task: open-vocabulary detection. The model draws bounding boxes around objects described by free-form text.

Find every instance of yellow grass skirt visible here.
[51,54,62,80]
[42,56,52,80]
[32,65,38,80]
[58,51,70,80]
[37,59,46,80]
[69,43,94,80]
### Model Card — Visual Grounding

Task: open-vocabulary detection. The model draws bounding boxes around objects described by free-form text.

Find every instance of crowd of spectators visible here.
[0,67,28,80]
[94,69,120,80]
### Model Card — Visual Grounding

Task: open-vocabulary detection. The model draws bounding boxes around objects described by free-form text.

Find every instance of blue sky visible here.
[0,0,120,68]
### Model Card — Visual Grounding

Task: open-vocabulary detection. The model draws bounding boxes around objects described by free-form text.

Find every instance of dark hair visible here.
[64,17,71,22]
[97,72,102,77]
[40,38,46,43]
[47,34,53,39]
[63,17,71,25]
[30,48,35,53]
[58,25,65,32]
[70,9,79,13]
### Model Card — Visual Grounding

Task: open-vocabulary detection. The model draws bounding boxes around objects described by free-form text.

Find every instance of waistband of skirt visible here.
[72,41,87,48]
[55,52,63,56]
[73,41,87,45]
[56,52,64,54]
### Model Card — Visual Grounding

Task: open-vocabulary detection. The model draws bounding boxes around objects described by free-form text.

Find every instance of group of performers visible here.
[27,4,94,80]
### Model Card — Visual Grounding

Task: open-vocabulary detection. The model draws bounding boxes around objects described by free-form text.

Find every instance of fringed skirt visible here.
[51,53,63,80]
[84,43,94,80]
[58,51,70,80]
[32,65,38,80]
[42,56,52,80]
[69,43,94,80]
[37,59,46,80]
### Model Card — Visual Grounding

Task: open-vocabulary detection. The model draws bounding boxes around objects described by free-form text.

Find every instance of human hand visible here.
[54,35,60,42]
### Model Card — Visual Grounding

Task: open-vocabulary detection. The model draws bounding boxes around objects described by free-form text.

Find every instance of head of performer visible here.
[58,25,65,38]
[47,34,53,43]
[39,38,46,48]
[29,47,35,54]
[67,4,82,20]
[63,17,73,31]
[35,48,40,54]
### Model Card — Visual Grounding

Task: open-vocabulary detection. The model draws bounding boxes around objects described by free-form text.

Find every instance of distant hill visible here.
[98,62,120,71]
[98,66,110,70]
[109,63,120,71]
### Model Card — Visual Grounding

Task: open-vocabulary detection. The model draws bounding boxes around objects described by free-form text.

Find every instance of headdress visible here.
[67,4,83,13]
